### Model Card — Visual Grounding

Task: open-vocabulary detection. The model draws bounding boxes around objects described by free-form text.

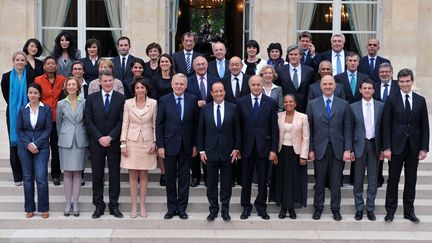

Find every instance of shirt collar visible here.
[214,100,225,107]
[323,94,334,103]
[362,98,373,106]
[251,93,263,100]
[183,50,193,55]
[174,92,184,99]
[231,72,243,80]
[120,54,129,61]
[401,90,412,98]
[289,63,300,70]
[368,55,377,59]
[25,101,44,108]
[102,89,114,97]
[196,73,208,80]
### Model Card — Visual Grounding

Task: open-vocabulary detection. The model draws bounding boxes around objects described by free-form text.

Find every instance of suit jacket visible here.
[350,99,384,158]
[197,101,241,162]
[156,92,198,156]
[56,98,89,148]
[307,80,346,102]
[277,111,310,159]
[237,94,279,159]
[112,54,135,82]
[306,96,352,160]
[208,59,230,79]
[372,80,399,102]
[301,50,320,71]
[16,104,52,150]
[358,55,391,84]
[56,50,82,77]
[264,85,284,112]
[334,71,369,104]
[274,64,315,112]
[80,57,101,82]
[120,97,157,143]
[172,51,203,77]
[320,50,347,75]
[85,90,125,152]
[222,73,251,104]
[186,73,219,103]
[382,91,429,155]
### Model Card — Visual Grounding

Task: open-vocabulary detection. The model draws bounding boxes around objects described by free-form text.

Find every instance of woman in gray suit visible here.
[259,65,283,111]
[57,77,89,217]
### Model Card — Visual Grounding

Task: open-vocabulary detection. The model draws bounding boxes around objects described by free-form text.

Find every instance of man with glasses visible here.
[358,38,391,84]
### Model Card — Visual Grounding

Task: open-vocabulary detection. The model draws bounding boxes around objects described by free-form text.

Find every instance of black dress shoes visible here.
[109,208,124,218]
[312,209,322,220]
[240,208,251,220]
[164,212,175,219]
[222,212,231,221]
[384,213,394,223]
[278,208,287,219]
[92,208,105,219]
[258,211,270,220]
[53,178,61,186]
[190,178,199,187]
[288,209,297,219]
[179,212,188,219]
[404,213,420,223]
[367,211,376,221]
[332,211,342,221]
[207,212,217,221]
[355,211,363,221]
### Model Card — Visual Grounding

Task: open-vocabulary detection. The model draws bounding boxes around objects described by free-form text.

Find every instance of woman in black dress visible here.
[23,38,44,83]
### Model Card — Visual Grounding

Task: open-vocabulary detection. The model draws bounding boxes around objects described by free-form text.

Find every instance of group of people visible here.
[0,31,429,224]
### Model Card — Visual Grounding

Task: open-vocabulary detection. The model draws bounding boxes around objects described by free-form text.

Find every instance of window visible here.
[243,0,253,57]
[38,0,123,57]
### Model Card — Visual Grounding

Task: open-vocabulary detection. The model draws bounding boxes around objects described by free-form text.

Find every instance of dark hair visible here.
[71,60,85,72]
[267,43,283,60]
[28,82,42,95]
[23,38,43,57]
[298,31,313,41]
[43,55,57,65]
[359,78,375,89]
[146,42,162,56]
[85,38,102,57]
[211,81,225,91]
[245,39,260,55]
[53,31,78,60]
[181,32,196,42]
[131,76,150,96]
[129,58,145,70]
[99,69,114,79]
[157,53,176,76]
[284,93,297,102]
[117,36,131,46]
[397,68,414,81]
[345,51,360,61]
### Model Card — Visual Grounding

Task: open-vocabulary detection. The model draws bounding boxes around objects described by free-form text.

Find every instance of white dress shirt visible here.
[331,50,345,75]
[401,90,413,110]
[362,99,375,139]
[26,101,45,129]
[289,63,302,86]
[251,93,263,107]
[213,101,225,127]
[231,72,244,95]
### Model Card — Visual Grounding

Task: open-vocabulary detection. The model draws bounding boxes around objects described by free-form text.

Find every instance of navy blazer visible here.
[197,101,241,162]
[16,104,52,150]
[156,92,198,156]
[373,80,399,102]
[112,55,135,82]
[80,57,100,82]
[222,73,251,104]
[320,50,348,74]
[301,51,320,71]
[358,55,391,84]
[237,94,279,159]
[186,73,219,103]
[172,51,203,77]
[334,71,369,104]
[208,60,230,79]
[307,80,346,102]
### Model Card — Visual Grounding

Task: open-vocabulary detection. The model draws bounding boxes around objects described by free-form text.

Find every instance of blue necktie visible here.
[216,105,222,129]
[199,76,207,100]
[177,97,183,120]
[253,97,259,119]
[186,52,191,73]
[326,99,331,122]
[336,53,342,74]
[218,61,225,78]
[382,84,389,102]
[104,93,110,113]
[369,57,375,72]
[350,73,356,95]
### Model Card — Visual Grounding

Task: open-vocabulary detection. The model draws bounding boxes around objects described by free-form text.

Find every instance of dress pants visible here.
[191,155,207,182]
[353,140,379,212]
[314,144,343,211]
[241,146,269,213]
[377,159,385,186]
[165,146,191,214]
[206,159,232,214]
[91,148,121,210]
[385,141,419,215]
[49,122,61,179]
[231,159,242,185]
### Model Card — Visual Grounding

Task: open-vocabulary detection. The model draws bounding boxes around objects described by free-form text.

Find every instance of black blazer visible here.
[16,105,52,150]
[373,80,399,102]
[112,55,135,81]
[172,51,203,77]
[274,64,315,112]
[80,57,100,82]
[334,71,369,104]
[237,94,278,159]
[358,55,391,84]
[156,92,198,156]
[186,74,219,103]
[85,90,125,152]
[382,92,429,155]
[222,73,251,104]
[25,60,44,83]
[208,60,230,79]
[320,50,348,74]
[197,101,241,162]
[1,71,34,117]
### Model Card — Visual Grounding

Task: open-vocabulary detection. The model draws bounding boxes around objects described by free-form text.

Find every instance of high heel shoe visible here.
[64,204,72,217]
[140,208,147,218]
[72,203,80,217]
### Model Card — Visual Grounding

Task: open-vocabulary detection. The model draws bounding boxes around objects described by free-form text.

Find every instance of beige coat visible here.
[277,110,310,159]
[120,97,157,143]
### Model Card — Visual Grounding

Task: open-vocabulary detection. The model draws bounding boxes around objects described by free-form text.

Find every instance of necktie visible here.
[369,57,375,72]
[405,94,411,118]
[292,68,299,89]
[326,99,331,122]
[186,52,191,73]
[216,105,222,129]
[253,97,259,119]
[199,76,207,100]
[303,51,307,63]
[382,84,389,102]
[234,77,240,99]
[218,61,225,78]
[365,102,374,139]
[177,97,183,120]
[350,73,356,95]
[104,93,110,113]
[336,53,342,74]
[121,57,126,79]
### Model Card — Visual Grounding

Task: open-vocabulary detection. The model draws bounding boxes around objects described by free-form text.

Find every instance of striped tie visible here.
[186,52,192,74]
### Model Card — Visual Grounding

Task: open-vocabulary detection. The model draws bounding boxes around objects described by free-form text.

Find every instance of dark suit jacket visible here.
[320,50,347,74]
[237,94,279,159]
[350,99,384,158]
[80,57,101,82]
[334,71,369,104]
[302,51,320,71]
[208,59,230,79]
[358,55,391,84]
[112,55,135,82]
[156,92,198,156]
[186,73,219,103]
[172,51,203,77]
[372,80,399,102]
[274,64,315,112]
[197,101,241,161]
[307,80,346,102]
[16,105,52,150]
[222,73,251,104]
[306,96,352,160]
[85,90,125,152]
[382,92,429,155]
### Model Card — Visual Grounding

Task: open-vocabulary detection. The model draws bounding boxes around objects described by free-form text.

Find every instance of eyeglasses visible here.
[72,68,83,70]
[368,44,378,47]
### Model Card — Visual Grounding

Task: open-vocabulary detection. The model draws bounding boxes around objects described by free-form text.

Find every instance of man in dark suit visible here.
[112,36,135,82]
[383,69,429,223]
[307,60,345,101]
[372,62,399,188]
[85,70,125,219]
[320,33,348,76]
[198,81,240,222]
[186,56,219,187]
[238,75,278,220]
[350,79,385,221]
[208,42,230,79]
[298,31,320,71]
[156,73,198,220]
[274,44,315,113]
[172,32,203,77]
[358,38,391,84]
[306,75,352,221]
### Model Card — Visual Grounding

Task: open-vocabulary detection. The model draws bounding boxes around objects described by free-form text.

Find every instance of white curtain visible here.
[104,0,122,43]
[43,0,71,55]
[347,2,377,56]
[297,2,317,30]
[168,0,180,54]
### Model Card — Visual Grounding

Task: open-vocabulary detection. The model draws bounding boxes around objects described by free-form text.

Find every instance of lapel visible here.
[329,97,337,121]
[129,98,149,119]
[210,102,219,130]
[283,66,296,90]
[317,98,329,124]
[278,112,286,141]
[356,101,365,128]
[34,106,45,130]
[395,92,410,121]
[23,107,32,130]
[373,99,379,126]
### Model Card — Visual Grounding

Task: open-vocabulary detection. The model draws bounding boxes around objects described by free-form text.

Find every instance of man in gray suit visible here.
[306,75,352,221]
[350,79,384,221]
